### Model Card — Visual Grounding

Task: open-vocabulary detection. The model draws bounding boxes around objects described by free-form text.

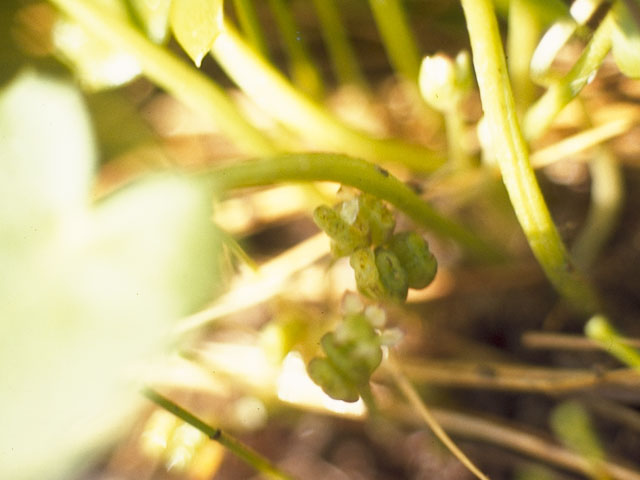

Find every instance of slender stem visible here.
[211,22,444,170]
[385,357,490,480]
[571,104,624,270]
[523,12,615,141]
[444,109,473,170]
[311,0,368,88]
[142,388,296,480]
[267,0,324,99]
[232,0,271,58]
[585,316,640,370]
[48,0,278,156]
[460,0,600,314]
[367,0,421,83]
[199,153,503,261]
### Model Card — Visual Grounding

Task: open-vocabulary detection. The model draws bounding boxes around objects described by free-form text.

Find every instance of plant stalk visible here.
[200,153,503,262]
[232,0,271,58]
[142,388,295,480]
[460,0,600,313]
[523,11,615,140]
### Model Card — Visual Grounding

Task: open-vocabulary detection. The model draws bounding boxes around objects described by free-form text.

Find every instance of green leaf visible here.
[170,0,224,67]
[611,1,640,78]
[0,70,221,480]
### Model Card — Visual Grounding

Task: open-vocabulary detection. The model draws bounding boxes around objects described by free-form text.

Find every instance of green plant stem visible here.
[201,153,502,261]
[267,0,324,99]
[444,108,473,170]
[507,0,542,111]
[460,0,600,314]
[585,316,640,370]
[523,12,615,140]
[384,356,490,480]
[142,388,295,480]
[232,0,271,58]
[571,104,624,270]
[311,0,368,88]
[48,0,277,156]
[367,0,421,83]
[211,22,444,170]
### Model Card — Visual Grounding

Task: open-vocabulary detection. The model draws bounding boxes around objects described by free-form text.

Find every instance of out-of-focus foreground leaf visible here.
[0,69,221,480]
[611,0,640,78]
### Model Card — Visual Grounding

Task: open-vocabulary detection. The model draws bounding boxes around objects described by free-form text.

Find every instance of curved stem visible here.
[48,0,278,156]
[199,153,503,261]
[211,22,443,171]
[142,388,295,480]
[585,316,640,370]
[523,12,615,141]
[460,0,601,314]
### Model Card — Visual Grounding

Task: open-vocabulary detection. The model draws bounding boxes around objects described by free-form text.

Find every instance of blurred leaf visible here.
[170,0,223,67]
[0,69,221,480]
[52,0,141,89]
[611,0,640,78]
[86,89,158,161]
[0,0,23,86]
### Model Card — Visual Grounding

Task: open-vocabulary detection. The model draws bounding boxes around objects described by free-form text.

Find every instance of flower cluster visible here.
[307,296,399,403]
[313,193,437,302]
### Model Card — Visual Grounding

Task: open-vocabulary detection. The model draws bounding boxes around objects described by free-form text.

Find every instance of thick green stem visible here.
[142,388,295,480]
[523,12,615,140]
[232,0,271,58]
[311,0,368,88]
[48,0,277,156]
[460,0,600,313]
[267,0,324,99]
[211,22,444,170]
[367,0,421,83]
[200,153,502,261]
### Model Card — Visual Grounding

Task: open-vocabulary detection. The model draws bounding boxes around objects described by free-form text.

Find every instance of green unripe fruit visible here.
[350,248,386,299]
[358,194,395,245]
[313,204,368,257]
[307,357,359,402]
[388,232,437,289]
[374,246,409,301]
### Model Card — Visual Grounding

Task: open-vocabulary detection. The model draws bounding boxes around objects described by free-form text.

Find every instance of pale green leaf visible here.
[170,0,224,66]
[611,1,640,78]
[0,70,221,480]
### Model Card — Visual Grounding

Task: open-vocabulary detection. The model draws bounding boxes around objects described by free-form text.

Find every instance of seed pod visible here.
[313,205,368,257]
[307,357,359,403]
[350,248,386,300]
[374,246,409,301]
[358,194,395,245]
[388,232,437,289]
